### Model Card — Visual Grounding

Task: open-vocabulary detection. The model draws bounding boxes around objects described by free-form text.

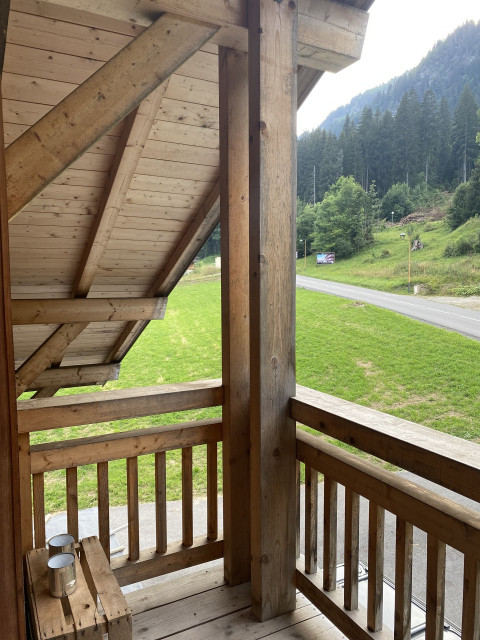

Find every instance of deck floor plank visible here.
[128,567,344,640]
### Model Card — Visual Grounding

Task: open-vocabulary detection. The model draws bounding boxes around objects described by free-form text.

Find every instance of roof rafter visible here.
[72,83,169,297]
[6,13,219,220]
[15,322,88,397]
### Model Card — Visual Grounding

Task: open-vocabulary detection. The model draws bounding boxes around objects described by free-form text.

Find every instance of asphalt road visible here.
[297,275,480,341]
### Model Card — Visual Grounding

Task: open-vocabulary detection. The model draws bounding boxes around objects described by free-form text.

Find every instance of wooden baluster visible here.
[462,557,480,640]
[344,487,360,611]
[97,461,110,557]
[127,457,139,561]
[305,463,318,574]
[18,433,33,554]
[182,447,193,547]
[323,477,337,590]
[368,502,384,632]
[32,473,45,548]
[66,467,79,542]
[394,518,413,640]
[155,452,167,554]
[426,535,446,640]
[296,460,301,559]
[207,442,218,541]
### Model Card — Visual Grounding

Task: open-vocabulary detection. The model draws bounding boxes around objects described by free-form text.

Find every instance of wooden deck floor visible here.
[125,566,344,640]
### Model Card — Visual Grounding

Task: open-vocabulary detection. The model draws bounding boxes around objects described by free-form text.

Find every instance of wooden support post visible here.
[305,464,318,575]
[248,0,297,621]
[0,78,27,638]
[367,502,385,632]
[426,535,446,640]
[344,487,359,611]
[394,518,413,640]
[219,46,251,586]
[462,557,480,640]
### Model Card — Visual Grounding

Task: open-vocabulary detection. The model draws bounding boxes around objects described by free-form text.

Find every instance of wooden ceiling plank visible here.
[15,322,88,397]
[12,297,168,324]
[104,57,327,363]
[26,363,121,391]
[6,14,219,220]
[15,0,369,71]
[72,82,169,297]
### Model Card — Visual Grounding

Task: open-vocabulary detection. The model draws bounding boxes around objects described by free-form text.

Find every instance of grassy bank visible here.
[297,217,480,295]
[34,280,480,513]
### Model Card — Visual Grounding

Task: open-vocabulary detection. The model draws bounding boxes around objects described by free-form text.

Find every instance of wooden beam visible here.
[30,419,222,473]
[12,297,167,324]
[72,84,169,297]
[112,535,223,587]
[17,0,369,71]
[17,378,223,432]
[248,0,297,621]
[0,84,27,639]
[6,14,219,220]
[219,47,250,587]
[292,385,480,504]
[26,363,120,391]
[15,322,88,397]
[0,0,9,73]
[104,181,220,363]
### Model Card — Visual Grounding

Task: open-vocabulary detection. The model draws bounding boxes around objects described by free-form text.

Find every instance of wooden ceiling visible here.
[3,0,373,395]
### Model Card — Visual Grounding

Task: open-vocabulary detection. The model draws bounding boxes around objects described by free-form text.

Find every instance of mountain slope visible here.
[321,21,480,135]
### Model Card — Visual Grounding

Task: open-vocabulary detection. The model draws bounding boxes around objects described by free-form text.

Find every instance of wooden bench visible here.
[25,536,131,639]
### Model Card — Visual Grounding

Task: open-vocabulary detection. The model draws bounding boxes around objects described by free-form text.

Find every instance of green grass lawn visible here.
[297,217,480,295]
[34,279,480,512]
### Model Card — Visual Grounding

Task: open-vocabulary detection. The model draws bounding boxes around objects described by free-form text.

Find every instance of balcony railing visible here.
[17,380,480,637]
[293,385,480,639]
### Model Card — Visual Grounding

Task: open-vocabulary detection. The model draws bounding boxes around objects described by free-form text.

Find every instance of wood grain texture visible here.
[112,535,223,586]
[26,363,120,391]
[305,464,318,575]
[292,384,480,503]
[0,85,27,638]
[155,452,167,554]
[18,431,33,553]
[66,466,79,541]
[462,557,480,640]
[248,0,297,621]
[219,46,250,586]
[394,518,412,640]
[426,535,446,640]
[15,322,88,396]
[12,296,167,323]
[344,488,359,611]
[32,472,45,548]
[323,476,337,591]
[18,378,223,432]
[207,442,218,541]
[127,457,139,562]
[30,419,222,473]
[97,461,110,557]
[6,14,219,219]
[182,447,193,547]
[296,429,480,561]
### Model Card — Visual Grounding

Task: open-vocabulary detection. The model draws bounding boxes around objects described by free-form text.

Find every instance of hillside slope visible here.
[321,21,480,135]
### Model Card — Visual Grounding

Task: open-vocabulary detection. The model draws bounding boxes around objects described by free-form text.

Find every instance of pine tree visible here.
[452,85,480,183]
[420,89,439,184]
[437,97,453,187]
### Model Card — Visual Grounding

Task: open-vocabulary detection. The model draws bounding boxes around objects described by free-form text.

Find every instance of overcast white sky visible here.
[297,0,480,134]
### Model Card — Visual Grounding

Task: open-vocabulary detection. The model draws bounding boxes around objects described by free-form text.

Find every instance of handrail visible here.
[292,384,480,503]
[17,378,223,432]
[295,427,480,638]
[28,419,222,585]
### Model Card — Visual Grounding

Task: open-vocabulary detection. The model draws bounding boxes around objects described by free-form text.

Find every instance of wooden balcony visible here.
[18,380,480,639]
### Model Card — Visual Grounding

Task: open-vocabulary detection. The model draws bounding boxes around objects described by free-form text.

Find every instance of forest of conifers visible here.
[298,21,480,203]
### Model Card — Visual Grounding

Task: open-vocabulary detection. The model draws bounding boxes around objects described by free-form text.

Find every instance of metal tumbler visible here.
[48,533,76,557]
[47,553,77,598]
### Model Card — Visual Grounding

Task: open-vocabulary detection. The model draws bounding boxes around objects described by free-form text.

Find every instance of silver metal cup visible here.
[47,553,77,598]
[48,533,76,557]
